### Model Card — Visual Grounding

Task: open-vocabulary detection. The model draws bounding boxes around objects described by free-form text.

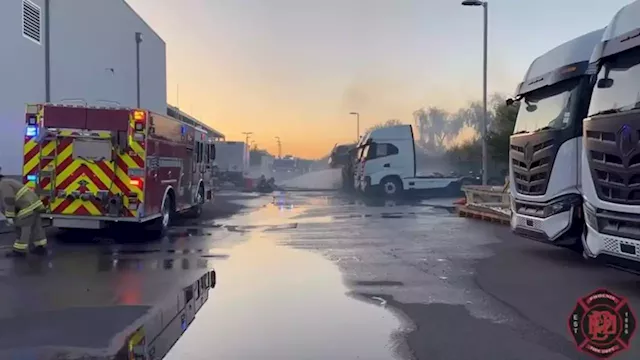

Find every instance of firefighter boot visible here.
[8,241,28,258]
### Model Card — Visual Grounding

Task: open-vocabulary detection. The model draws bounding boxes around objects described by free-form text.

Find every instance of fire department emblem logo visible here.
[568,289,636,359]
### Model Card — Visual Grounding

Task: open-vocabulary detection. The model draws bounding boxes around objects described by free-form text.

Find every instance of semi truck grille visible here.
[510,133,556,196]
[584,112,640,205]
[592,208,640,241]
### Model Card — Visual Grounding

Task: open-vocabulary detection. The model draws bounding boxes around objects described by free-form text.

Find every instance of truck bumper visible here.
[510,194,582,245]
[511,210,574,243]
[43,213,161,229]
[583,223,640,262]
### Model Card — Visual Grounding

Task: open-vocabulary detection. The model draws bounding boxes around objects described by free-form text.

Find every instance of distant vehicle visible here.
[354,125,465,197]
[272,157,299,173]
[213,141,249,186]
[22,104,217,236]
[328,143,356,168]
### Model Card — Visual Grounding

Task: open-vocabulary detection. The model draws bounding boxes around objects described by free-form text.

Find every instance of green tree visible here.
[487,99,519,163]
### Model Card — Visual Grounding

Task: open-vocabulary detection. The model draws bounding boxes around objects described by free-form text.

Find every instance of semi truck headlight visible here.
[584,202,598,230]
[542,194,582,218]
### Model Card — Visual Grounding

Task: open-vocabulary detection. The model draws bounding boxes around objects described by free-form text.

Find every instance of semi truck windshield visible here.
[588,48,640,116]
[513,78,580,134]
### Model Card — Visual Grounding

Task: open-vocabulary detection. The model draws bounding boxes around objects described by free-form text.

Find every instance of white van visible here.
[354,125,463,197]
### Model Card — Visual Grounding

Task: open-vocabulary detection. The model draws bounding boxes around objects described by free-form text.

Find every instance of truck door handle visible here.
[383,163,390,168]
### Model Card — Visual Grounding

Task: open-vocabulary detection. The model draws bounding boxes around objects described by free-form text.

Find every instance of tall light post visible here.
[135,32,144,108]
[349,112,360,142]
[275,136,282,158]
[461,0,488,185]
[242,132,253,145]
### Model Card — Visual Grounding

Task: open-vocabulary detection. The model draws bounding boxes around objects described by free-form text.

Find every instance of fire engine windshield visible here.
[588,47,640,116]
[513,77,581,134]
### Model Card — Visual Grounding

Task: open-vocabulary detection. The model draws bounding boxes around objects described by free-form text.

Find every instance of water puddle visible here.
[165,229,402,360]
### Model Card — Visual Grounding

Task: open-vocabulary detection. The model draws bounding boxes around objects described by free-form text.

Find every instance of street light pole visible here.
[135,32,143,108]
[275,136,282,158]
[349,112,360,142]
[462,0,488,185]
[242,132,253,146]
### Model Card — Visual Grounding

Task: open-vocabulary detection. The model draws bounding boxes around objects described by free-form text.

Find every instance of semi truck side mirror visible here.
[505,98,515,106]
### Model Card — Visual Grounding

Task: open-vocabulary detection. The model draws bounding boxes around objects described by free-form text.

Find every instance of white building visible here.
[0,0,166,176]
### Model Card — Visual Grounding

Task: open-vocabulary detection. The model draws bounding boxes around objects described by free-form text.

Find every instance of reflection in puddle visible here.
[166,231,402,360]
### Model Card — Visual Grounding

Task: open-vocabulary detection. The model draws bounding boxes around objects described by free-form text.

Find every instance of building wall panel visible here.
[0,0,166,175]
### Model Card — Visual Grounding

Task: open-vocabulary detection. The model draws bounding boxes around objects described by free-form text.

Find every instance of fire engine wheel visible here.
[145,193,174,239]
[184,185,204,219]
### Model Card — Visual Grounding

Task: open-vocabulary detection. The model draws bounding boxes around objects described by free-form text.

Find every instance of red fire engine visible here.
[22,103,217,237]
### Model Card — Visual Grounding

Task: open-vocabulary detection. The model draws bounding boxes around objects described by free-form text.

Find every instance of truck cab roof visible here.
[515,28,605,96]
[592,0,640,63]
[364,125,413,142]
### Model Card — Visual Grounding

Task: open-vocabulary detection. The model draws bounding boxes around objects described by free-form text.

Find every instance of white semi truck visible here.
[582,0,640,264]
[354,124,464,197]
[509,28,604,248]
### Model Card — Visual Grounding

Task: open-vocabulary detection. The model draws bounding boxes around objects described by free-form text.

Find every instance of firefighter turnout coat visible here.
[0,177,44,221]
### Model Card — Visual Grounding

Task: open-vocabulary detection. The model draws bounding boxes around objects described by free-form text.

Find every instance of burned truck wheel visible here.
[380,176,403,198]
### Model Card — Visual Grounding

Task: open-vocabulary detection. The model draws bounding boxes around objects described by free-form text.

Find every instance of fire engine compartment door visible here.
[72,138,113,162]
[43,105,129,131]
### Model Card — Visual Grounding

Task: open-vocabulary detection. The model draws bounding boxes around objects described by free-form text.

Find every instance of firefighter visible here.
[0,172,47,256]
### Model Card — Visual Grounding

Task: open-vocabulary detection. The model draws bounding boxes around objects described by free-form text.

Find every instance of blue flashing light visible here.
[27,175,37,182]
[181,125,187,135]
[26,126,38,137]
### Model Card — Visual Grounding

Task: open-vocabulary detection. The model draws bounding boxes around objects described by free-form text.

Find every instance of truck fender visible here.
[161,185,175,210]
[368,169,401,187]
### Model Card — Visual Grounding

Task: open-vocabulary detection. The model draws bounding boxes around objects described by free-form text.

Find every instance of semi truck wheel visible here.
[380,176,402,197]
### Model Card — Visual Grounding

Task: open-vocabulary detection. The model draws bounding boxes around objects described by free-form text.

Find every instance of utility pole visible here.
[349,112,360,142]
[242,132,253,145]
[44,0,50,102]
[275,136,282,158]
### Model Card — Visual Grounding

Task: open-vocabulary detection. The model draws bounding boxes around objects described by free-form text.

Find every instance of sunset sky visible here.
[126,0,630,159]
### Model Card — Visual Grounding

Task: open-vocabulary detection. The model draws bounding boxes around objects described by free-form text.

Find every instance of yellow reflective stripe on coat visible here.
[15,186,30,201]
[16,200,44,218]
[13,242,28,250]
[4,211,15,218]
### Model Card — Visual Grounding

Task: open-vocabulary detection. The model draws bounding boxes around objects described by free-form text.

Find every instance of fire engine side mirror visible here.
[210,144,216,161]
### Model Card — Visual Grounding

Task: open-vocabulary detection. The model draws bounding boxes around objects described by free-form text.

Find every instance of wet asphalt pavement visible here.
[2,190,640,359]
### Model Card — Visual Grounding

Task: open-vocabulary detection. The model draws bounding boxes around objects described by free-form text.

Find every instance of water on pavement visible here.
[166,197,404,360]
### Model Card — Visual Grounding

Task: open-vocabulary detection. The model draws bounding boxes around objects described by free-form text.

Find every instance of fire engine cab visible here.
[22,103,217,237]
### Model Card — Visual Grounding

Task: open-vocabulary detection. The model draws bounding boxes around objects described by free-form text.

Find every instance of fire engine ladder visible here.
[36,132,60,203]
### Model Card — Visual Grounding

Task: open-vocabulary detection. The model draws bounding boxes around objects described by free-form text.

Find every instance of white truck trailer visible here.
[213,141,249,186]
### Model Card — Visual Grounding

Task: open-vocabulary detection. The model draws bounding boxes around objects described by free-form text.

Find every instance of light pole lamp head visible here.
[349,112,358,115]
[461,0,485,6]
